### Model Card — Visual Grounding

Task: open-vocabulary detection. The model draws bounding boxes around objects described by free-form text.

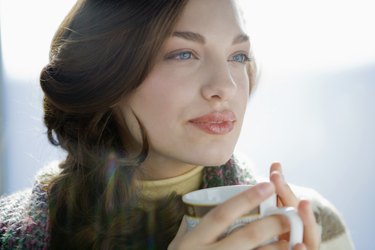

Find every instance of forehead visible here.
[174,0,246,36]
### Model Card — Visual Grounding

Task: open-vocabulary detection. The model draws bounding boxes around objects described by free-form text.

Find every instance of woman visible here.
[0,0,353,249]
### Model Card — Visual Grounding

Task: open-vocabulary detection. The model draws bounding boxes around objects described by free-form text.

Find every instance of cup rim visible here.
[182,185,254,206]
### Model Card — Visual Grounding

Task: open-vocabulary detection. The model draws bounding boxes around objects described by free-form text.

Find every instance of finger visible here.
[174,216,188,240]
[216,214,290,250]
[293,243,307,250]
[168,217,188,249]
[269,163,299,207]
[269,161,282,173]
[298,200,321,249]
[255,239,289,250]
[188,182,275,244]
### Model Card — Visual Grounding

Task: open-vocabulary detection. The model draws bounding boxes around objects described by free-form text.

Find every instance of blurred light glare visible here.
[1,0,76,80]
[2,0,375,79]
[241,0,375,74]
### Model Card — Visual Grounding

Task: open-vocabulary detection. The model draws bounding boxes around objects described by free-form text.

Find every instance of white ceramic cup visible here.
[182,185,303,250]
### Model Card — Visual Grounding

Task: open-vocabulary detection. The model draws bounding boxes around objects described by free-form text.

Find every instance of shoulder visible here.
[0,188,37,249]
[0,161,61,249]
[0,189,32,222]
[34,160,62,186]
[290,185,355,249]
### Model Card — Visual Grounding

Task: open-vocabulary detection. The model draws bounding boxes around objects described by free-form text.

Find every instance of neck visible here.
[138,152,199,180]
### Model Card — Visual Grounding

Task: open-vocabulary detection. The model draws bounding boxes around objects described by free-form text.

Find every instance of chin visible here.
[191,147,235,166]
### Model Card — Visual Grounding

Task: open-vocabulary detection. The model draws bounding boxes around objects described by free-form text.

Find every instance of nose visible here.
[200,60,237,102]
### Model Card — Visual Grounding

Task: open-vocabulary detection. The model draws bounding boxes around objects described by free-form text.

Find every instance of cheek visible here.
[119,105,144,144]
[128,77,192,135]
[231,64,250,87]
[234,70,250,105]
[135,68,199,114]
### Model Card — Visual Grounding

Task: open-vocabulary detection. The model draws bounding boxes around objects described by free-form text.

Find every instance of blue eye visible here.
[229,54,251,63]
[166,51,195,61]
[178,51,193,60]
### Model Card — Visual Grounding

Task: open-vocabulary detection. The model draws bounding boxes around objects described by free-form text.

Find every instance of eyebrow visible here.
[232,34,250,45]
[172,31,250,45]
[172,31,206,44]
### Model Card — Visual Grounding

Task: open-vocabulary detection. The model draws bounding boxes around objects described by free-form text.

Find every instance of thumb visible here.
[174,216,189,240]
[168,216,189,250]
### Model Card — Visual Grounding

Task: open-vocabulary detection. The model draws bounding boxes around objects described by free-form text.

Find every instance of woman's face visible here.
[120,0,251,178]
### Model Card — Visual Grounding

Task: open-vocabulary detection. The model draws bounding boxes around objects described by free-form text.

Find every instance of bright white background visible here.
[1,0,375,249]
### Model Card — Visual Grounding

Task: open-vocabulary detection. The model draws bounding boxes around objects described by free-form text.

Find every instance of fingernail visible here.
[296,243,307,250]
[270,170,279,176]
[300,199,311,211]
[271,170,285,182]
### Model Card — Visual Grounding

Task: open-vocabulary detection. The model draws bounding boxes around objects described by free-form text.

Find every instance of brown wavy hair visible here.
[40,0,257,249]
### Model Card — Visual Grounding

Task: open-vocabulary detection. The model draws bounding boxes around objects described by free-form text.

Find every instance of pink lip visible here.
[188,111,237,135]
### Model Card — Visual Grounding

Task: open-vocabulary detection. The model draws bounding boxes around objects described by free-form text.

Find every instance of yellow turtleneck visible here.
[138,166,204,208]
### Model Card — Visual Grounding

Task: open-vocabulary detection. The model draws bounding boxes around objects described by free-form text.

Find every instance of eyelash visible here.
[165,50,251,64]
[165,51,198,61]
[227,53,252,64]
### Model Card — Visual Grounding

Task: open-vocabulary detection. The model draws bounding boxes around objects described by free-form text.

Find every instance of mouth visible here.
[188,111,237,135]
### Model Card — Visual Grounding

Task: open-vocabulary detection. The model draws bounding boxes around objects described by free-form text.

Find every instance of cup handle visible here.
[264,207,303,250]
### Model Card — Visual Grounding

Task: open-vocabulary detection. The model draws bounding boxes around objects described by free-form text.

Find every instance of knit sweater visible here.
[0,157,354,249]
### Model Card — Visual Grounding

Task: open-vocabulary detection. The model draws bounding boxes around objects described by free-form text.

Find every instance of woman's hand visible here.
[269,162,321,250]
[169,183,294,250]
